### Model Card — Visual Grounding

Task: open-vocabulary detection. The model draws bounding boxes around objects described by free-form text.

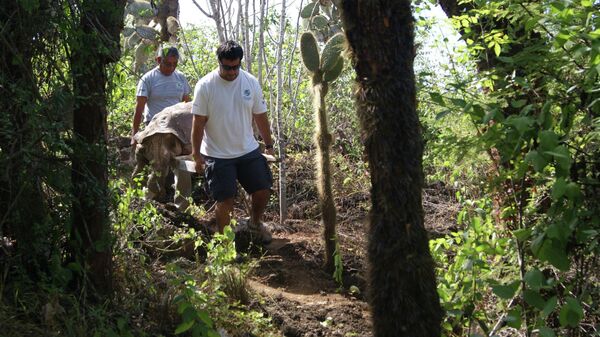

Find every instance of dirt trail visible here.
[247,230,373,337]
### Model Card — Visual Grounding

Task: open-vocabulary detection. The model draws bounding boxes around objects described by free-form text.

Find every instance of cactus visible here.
[300,27,347,272]
[126,32,142,48]
[323,56,343,82]
[311,15,329,31]
[320,32,344,72]
[300,2,319,19]
[135,24,159,41]
[122,26,136,37]
[300,32,320,73]
[125,0,154,19]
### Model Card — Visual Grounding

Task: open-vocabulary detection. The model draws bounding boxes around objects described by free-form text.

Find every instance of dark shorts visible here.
[204,147,273,201]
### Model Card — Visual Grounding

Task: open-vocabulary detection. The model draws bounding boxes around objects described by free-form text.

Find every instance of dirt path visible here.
[248,230,373,337]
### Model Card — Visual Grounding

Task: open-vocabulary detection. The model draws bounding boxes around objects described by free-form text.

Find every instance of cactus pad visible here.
[135,24,159,41]
[323,57,343,82]
[320,33,345,72]
[300,32,320,73]
[311,15,329,31]
[300,2,319,18]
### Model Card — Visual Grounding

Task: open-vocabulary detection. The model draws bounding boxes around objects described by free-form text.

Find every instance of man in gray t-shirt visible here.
[131,46,191,146]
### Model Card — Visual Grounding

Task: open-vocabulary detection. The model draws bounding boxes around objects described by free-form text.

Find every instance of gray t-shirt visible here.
[136,67,191,124]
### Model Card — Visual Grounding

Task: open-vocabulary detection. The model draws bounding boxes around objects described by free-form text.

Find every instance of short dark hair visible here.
[158,46,180,59]
[216,40,243,62]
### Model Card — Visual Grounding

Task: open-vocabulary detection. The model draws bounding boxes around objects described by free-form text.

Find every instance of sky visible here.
[176,0,461,73]
[178,0,304,28]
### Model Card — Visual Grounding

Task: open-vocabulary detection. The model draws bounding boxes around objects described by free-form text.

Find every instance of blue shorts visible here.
[203,148,273,201]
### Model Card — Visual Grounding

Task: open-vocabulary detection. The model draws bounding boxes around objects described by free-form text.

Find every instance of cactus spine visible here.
[300,31,345,272]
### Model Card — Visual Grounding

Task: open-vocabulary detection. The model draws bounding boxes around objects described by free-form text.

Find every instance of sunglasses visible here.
[220,63,241,71]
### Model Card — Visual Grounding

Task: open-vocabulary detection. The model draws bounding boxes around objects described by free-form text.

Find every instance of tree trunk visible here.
[209,0,227,43]
[257,0,266,86]
[275,0,288,226]
[69,0,125,294]
[340,1,442,336]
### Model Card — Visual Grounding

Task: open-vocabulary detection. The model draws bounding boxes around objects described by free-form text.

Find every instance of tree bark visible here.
[275,0,288,226]
[340,1,442,335]
[70,0,125,294]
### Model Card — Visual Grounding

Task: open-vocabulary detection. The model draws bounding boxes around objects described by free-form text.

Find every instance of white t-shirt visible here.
[191,69,267,159]
[136,67,191,123]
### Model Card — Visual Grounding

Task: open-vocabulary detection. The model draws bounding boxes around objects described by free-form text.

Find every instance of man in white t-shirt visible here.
[131,46,191,146]
[191,41,274,242]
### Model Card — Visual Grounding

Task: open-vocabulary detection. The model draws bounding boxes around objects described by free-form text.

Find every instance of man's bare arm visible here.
[131,96,147,145]
[254,112,274,155]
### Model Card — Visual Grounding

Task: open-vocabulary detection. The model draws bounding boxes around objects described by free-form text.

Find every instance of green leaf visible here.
[525,150,549,172]
[513,228,532,242]
[197,310,213,327]
[551,178,567,200]
[429,92,445,106]
[524,269,544,290]
[175,320,195,334]
[507,115,535,135]
[545,145,571,172]
[435,110,451,120]
[565,182,582,201]
[539,101,553,129]
[538,327,556,337]
[539,131,559,151]
[523,289,546,310]
[559,297,584,327]
[505,306,522,329]
[511,99,527,108]
[542,296,558,318]
[492,280,520,299]
[538,238,570,271]
[494,42,501,56]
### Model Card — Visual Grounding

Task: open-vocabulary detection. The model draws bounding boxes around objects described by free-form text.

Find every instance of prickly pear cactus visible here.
[121,0,184,74]
[301,32,321,73]
[323,57,343,82]
[320,33,344,73]
[299,2,346,272]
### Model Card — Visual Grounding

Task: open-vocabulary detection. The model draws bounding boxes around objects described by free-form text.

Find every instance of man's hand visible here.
[193,153,205,173]
[265,147,275,156]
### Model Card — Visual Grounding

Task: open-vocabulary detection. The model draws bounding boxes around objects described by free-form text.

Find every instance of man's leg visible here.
[250,189,270,226]
[204,155,237,233]
[215,197,235,233]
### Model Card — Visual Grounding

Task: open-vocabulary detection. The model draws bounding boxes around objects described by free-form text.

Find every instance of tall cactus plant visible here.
[300,31,345,272]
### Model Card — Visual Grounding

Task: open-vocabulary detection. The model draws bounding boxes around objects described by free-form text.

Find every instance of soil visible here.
[247,218,373,337]
[113,137,459,336]
[144,182,457,337]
